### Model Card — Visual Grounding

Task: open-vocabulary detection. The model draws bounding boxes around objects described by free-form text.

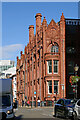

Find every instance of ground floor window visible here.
[54,80,59,94]
[48,81,52,94]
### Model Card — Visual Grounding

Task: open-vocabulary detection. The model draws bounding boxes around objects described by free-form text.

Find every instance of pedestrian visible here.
[37,97,40,107]
[25,99,27,107]
[52,97,54,106]
[27,100,30,107]
[22,99,24,107]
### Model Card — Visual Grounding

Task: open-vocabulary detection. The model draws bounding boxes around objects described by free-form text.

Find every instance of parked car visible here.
[73,99,80,120]
[54,98,77,119]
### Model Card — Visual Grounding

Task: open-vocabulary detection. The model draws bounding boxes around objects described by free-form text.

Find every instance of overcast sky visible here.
[1,1,79,65]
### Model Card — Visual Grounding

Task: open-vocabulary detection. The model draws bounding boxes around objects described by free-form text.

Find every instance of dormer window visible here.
[51,45,59,53]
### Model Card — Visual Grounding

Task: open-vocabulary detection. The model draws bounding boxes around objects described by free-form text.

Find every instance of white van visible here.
[0,79,17,119]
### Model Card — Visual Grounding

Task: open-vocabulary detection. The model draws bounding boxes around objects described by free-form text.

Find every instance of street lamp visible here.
[74,64,79,98]
[74,64,79,76]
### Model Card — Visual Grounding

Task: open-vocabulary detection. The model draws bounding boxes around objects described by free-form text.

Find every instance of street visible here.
[14,107,71,120]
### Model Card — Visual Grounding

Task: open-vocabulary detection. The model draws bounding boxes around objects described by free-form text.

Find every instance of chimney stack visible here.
[35,13,42,32]
[20,51,23,56]
[17,56,19,60]
[29,25,34,46]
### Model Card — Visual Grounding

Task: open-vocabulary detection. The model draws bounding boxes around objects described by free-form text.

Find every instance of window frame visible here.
[47,60,52,74]
[51,45,59,53]
[77,100,80,106]
[54,80,59,94]
[48,81,52,94]
[53,60,58,74]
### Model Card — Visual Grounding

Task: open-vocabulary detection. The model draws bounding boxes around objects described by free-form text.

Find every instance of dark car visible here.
[54,98,76,119]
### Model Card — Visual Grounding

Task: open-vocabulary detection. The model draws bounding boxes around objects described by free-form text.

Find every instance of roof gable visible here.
[46,19,59,39]
[48,19,57,29]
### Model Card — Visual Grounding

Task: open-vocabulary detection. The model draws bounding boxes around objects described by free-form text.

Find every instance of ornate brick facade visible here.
[16,13,80,106]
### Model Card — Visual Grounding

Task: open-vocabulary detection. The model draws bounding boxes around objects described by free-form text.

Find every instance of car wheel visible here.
[64,114,68,119]
[64,112,68,119]
[56,111,59,117]
[73,112,78,120]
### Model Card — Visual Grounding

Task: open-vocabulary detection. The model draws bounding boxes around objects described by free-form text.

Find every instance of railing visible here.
[65,19,80,25]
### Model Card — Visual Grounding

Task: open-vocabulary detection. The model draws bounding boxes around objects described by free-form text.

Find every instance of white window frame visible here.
[48,81,52,94]
[51,45,59,53]
[53,60,58,74]
[47,60,52,74]
[54,80,59,94]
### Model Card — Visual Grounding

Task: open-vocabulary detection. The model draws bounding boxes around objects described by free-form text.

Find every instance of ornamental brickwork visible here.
[16,13,80,106]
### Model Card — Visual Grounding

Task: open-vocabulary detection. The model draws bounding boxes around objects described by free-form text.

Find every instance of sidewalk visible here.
[19,105,54,109]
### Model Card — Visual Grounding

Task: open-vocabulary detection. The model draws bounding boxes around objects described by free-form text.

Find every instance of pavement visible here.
[18,105,54,108]
[14,106,71,120]
[14,106,54,119]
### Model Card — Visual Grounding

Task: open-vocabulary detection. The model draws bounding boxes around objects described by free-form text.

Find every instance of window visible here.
[57,99,64,105]
[66,47,76,54]
[68,61,74,74]
[47,60,52,74]
[57,99,62,104]
[30,81,32,86]
[38,62,39,67]
[54,80,59,94]
[34,65,35,69]
[10,61,12,65]
[34,80,35,85]
[51,45,58,53]
[61,100,64,105]
[53,60,58,73]
[38,79,39,84]
[0,95,11,107]
[77,100,80,106]
[48,81,52,94]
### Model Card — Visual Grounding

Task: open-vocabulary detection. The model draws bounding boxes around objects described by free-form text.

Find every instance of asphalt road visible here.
[14,107,71,120]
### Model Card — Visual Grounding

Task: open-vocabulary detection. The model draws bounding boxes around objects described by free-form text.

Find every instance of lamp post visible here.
[74,64,79,99]
[62,39,64,98]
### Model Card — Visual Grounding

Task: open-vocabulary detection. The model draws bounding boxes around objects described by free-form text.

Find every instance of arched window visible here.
[51,45,59,53]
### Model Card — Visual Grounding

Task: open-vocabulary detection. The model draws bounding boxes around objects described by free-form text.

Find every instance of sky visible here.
[1,1,79,65]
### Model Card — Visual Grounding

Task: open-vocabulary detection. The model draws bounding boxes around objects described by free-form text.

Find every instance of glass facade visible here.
[0,60,14,72]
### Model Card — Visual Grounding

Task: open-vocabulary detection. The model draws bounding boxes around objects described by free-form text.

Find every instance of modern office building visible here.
[16,13,80,106]
[0,60,15,78]
[0,60,15,72]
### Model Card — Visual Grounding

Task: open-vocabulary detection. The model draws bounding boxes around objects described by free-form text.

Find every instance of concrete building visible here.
[0,60,17,102]
[0,60,15,72]
[16,13,80,106]
[0,66,16,79]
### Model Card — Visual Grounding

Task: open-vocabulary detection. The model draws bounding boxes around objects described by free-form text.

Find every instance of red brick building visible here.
[16,13,80,106]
